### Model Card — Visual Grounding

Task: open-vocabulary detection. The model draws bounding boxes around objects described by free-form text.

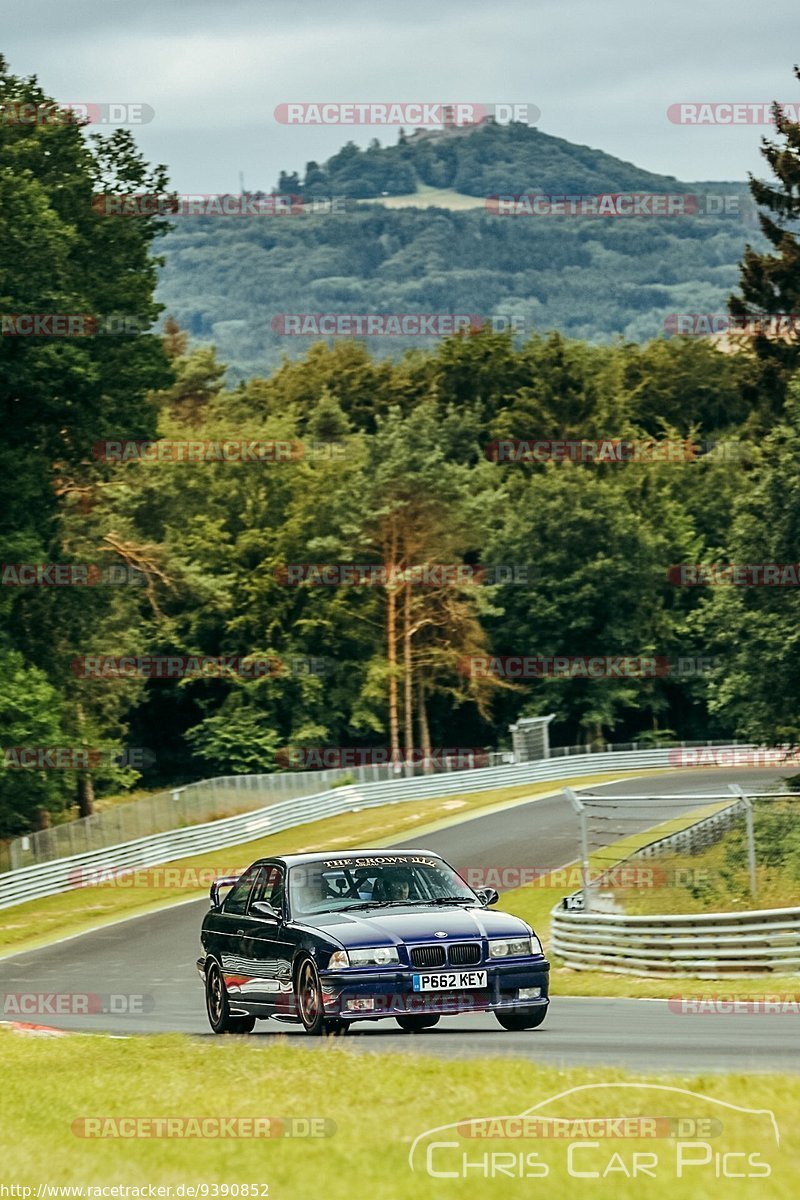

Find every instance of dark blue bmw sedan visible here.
[197,849,550,1036]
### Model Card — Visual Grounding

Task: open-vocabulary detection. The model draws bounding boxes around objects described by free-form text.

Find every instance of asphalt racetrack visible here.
[1,768,796,1073]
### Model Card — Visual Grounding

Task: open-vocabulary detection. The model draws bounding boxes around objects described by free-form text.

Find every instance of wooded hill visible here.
[157,122,758,381]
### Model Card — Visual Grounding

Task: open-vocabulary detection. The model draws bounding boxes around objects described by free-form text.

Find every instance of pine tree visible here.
[729,66,800,410]
[162,315,189,360]
[307,388,350,442]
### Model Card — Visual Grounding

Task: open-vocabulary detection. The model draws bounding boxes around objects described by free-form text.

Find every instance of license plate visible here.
[412,970,488,992]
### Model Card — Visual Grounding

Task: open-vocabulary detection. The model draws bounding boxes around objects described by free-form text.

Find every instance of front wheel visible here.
[495,1006,548,1032]
[295,957,346,1036]
[396,1014,441,1033]
[205,960,256,1034]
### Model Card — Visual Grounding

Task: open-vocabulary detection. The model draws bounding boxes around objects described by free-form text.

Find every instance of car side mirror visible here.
[251,900,282,921]
[475,887,499,907]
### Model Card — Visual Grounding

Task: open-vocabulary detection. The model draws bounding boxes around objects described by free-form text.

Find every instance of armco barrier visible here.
[0,745,708,912]
[550,905,800,977]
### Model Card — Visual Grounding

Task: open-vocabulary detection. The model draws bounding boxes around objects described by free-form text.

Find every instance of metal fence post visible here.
[565,787,592,912]
[744,799,758,902]
[729,784,757,901]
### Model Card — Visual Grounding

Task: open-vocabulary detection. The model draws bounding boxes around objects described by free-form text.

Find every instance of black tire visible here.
[205,960,256,1035]
[495,1006,548,1032]
[395,1014,441,1033]
[294,956,346,1036]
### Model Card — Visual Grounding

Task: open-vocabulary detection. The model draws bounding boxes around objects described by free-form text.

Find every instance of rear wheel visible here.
[205,960,256,1035]
[495,1006,548,1032]
[395,1014,441,1033]
[295,957,347,1036]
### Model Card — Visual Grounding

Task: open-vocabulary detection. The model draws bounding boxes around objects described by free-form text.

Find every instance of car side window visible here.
[223,865,260,915]
[250,865,285,914]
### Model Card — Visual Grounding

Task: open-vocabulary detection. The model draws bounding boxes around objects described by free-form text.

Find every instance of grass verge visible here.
[0,1029,795,1197]
[617,798,800,915]
[357,183,486,210]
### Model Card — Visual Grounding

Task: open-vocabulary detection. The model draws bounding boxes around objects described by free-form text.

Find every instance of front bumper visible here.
[318,958,550,1020]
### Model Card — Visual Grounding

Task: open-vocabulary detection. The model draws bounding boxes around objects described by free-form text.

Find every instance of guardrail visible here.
[550,905,800,977]
[0,744,711,912]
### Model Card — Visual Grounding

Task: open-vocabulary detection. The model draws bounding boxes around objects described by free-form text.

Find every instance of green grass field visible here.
[356,183,486,210]
[613,798,800,916]
[1,1029,796,1198]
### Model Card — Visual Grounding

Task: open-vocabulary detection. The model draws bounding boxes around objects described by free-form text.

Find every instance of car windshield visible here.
[287,856,477,917]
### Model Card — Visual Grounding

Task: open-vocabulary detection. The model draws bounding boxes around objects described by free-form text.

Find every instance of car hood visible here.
[306,904,534,949]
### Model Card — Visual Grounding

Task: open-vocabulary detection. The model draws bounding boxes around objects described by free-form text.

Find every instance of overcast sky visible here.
[4,0,797,192]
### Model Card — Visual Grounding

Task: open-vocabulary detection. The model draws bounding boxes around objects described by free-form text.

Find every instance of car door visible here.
[210,864,263,1007]
[237,863,294,1011]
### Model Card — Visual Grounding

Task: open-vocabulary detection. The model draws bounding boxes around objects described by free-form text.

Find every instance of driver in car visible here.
[382,868,412,901]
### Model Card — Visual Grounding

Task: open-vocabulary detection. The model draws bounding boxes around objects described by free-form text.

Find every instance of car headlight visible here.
[328,947,400,969]
[348,946,399,966]
[489,936,541,958]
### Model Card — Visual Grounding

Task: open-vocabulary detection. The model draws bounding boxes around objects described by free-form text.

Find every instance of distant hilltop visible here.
[274,120,740,202]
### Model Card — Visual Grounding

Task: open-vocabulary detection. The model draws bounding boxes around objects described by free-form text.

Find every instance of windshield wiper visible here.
[345,896,477,911]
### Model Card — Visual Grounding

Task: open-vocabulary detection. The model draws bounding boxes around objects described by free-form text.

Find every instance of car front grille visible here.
[409,943,482,968]
[410,945,447,968]
[448,942,482,966]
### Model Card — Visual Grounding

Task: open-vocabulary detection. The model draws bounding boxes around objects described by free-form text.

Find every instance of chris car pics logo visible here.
[408,1083,779,1182]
